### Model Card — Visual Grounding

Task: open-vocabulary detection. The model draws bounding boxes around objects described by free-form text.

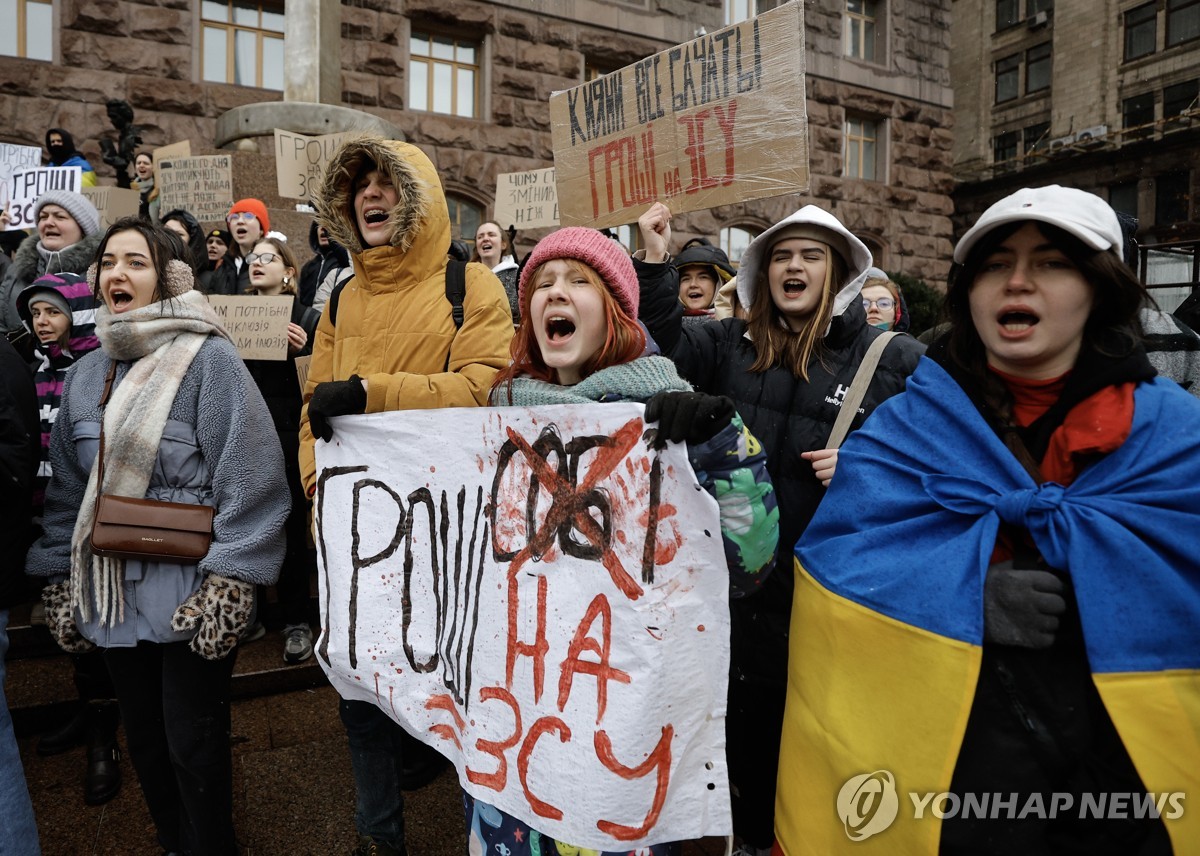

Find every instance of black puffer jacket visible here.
[0,336,38,608]
[299,221,350,307]
[637,206,925,681]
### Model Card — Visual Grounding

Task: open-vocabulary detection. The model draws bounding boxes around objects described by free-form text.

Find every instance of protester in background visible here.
[16,272,122,806]
[226,198,269,293]
[25,218,288,855]
[466,226,779,856]
[299,222,349,308]
[303,135,513,856]
[199,228,236,296]
[132,152,158,222]
[777,185,1194,855]
[0,191,103,336]
[160,209,208,282]
[44,128,97,187]
[671,236,734,326]
[243,235,321,665]
[860,266,912,333]
[636,200,924,855]
[0,333,42,855]
[473,221,519,322]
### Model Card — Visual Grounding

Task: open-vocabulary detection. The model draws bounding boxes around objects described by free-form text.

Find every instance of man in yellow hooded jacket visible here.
[301,135,514,856]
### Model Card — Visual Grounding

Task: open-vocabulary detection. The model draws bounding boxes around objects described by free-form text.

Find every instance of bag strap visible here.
[96,359,118,490]
[825,331,898,450]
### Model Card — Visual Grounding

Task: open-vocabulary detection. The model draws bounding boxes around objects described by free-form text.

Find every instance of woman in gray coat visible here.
[25,218,289,855]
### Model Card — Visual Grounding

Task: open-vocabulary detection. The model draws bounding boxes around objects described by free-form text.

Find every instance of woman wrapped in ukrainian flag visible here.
[776,185,1199,855]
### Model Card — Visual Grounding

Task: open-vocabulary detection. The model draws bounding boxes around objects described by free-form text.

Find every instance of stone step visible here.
[5,600,329,738]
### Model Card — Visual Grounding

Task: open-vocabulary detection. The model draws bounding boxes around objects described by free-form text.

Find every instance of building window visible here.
[1163,78,1199,120]
[995,54,1020,103]
[1155,170,1191,224]
[996,0,1020,31]
[1023,122,1050,158]
[720,226,758,267]
[1109,182,1139,219]
[1027,0,1053,15]
[844,117,880,180]
[1124,3,1157,60]
[201,0,284,89]
[409,32,479,118]
[1,0,52,60]
[845,0,879,62]
[1025,43,1051,93]
[447,195,482,244]
[1167,0,1200,47]
[993,130,1019,164]
[608,225,642,254]
[1123,91,1156,137]
[725,0,757,25]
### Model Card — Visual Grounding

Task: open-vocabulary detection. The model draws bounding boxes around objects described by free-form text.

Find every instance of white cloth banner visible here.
[315,403,733,849]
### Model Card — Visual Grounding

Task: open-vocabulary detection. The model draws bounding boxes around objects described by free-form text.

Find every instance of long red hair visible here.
[492,259,645,401]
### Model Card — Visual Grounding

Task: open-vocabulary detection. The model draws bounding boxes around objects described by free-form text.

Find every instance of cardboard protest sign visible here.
[207,295,292,360]
[315,405,733,849]
[550,2,808,230]
[0,142,42,218]
[493,168,559,230]
[4,167,82,231]
[158,154,233,223]
[294,355,311,395]
[274,129,354,201]
[152,140,191,172]
[83,186,141,228]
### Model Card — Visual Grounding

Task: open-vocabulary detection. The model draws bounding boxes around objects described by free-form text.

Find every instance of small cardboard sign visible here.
[82,186,142,228]
[0,142,42,215]
[493,167,559,230]
[294,354,311,395]
[274,129,354,201]
[158,155,234,223]
[4,167,82,231]
[207,295,292,360]
[550,2,809,229]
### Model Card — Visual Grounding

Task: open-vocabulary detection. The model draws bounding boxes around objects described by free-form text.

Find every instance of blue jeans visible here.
[339,699,406,849]
[0,609,41,856]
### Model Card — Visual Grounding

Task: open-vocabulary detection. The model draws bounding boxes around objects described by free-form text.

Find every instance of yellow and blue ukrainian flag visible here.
[775,358,1200,854]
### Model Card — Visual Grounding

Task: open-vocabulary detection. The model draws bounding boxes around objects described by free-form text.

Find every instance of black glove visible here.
[308,375,367,442]
[983,560,1067,649]
[645,391,736,448]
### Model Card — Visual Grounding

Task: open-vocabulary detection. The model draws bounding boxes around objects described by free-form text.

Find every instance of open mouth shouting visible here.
[107,286,136,312]
[780,278,807,297]
[545,314,576,343]
[997,306,1039,336]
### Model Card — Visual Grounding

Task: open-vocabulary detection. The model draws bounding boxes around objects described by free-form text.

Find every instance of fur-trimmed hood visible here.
[734,206,873,322]
[313,136,447,261]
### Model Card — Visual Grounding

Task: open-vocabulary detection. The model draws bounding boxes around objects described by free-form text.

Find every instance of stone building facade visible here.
[951,0,1200,300]
[1,0,955,283]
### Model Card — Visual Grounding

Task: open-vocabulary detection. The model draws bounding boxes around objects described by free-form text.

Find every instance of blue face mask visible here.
[872,320,893,330]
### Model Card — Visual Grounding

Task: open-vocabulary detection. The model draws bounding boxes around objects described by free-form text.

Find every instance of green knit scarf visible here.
[491,356,691,407]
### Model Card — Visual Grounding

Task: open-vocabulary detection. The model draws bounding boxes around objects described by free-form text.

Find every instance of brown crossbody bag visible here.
[89,360,215,563]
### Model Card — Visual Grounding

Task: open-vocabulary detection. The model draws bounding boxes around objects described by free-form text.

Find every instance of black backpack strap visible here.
[446,259,467,330]
[328,275,350,326]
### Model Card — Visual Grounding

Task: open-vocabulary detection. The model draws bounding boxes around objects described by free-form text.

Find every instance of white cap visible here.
[953,185,1122,264]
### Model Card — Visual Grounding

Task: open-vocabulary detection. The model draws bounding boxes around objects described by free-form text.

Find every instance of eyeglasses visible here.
[227,212,258,222]
[862,297,895,311]
[244,252,278,265]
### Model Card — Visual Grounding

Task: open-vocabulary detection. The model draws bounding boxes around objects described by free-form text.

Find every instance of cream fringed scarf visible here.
[70,288,230,627]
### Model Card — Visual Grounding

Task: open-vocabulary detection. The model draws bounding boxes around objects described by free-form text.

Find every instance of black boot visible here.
[84,700,122,806]
[37,704,88,756]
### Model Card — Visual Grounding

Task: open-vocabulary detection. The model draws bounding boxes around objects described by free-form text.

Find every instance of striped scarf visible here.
[70,290,230,626]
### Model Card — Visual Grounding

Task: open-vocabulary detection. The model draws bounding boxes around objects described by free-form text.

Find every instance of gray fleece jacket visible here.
[25,334,289,647]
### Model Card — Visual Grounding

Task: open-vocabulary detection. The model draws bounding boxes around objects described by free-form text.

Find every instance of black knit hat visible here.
[207,228,232,247]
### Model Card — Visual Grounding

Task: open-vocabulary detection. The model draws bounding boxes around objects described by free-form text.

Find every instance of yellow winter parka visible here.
[299,137,514,496]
